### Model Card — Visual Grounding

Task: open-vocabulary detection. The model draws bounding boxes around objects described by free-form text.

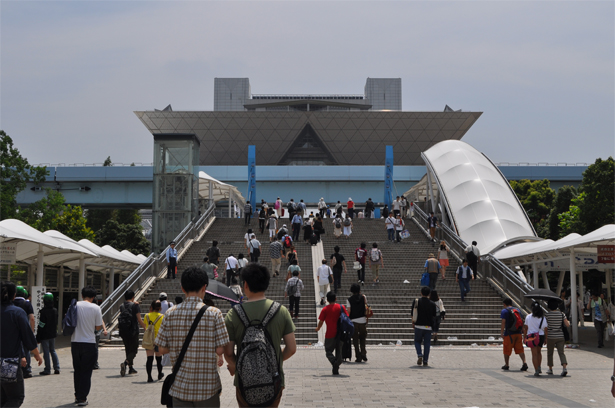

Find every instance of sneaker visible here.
[520,363,528,371]
[538,367,542,374]
[358,280,361,283]
[54,370,60,375]
[362,356,368,362]
[158,372,165,380]
[361,281,364,286]
[355,359,362,363]
[546,369,553,375]
[534,371,540,377]
[561,369,567,377]
[120,362,126,377]
[501,365,510,370]
[23,372,32,379]
[320,299,325,306]
[423,362,428,366]
[417,356,423,366]
[332,365,339,375]
[93,363,99,370]
[147,377,154,383]
[77,400,88,406]
[128,367,138,375]
[39,371,51,376]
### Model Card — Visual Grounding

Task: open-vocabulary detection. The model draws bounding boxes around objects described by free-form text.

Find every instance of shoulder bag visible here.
[161,305,208,407]
[561,312,570,342]
[328,267,333,284]
[364,295,374,320]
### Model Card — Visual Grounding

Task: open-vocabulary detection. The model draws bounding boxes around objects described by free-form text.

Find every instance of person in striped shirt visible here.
[545,299,569,376]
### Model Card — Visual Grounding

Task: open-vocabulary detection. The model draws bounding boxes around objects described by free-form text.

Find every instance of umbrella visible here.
[524,288,560,301]
[206,280,240,303]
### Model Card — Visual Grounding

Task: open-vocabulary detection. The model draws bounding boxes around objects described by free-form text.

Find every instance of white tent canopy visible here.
[421,140,537,254]
[198,171,245,206]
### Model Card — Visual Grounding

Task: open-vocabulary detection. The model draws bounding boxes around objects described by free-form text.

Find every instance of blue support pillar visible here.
[248,145,256,209]
[384,145,393,208]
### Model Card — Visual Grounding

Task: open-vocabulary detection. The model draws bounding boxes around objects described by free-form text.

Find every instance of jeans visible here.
[1,366,24,407]
[244,213,251,225]
[395,229,402,242]
[122,334,139,367]
[356,263,365,282]
[259,218,265,234]
[71,342,98,402]
[353,322,367,361]
[41,338,60,373]
[414,327,432,363]
[459,278,471,300]
[21,346,31,375]
[333,269,342,292]
[250,252,259,263]
[387,229,395,241]
[324,337,342,368]
[288,296,300,316]
[167,257,177,279]
[226,270,234,287]
[594,320,606,346]
[429,273,438,290]
[319,209,325,218]
[348,208,354,219]
[292,224,301,241]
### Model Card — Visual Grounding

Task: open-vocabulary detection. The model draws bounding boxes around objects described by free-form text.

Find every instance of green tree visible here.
[0,130,48,219]
[17,189,95,241]
[558,192,585,237]
[546,185,577,239]
[577,157,614,233]
[95,219,150,255]
[509,179,555,237]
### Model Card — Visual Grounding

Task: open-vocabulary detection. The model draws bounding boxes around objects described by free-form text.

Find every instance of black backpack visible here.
[343,218,351,226]
[335,219,341,228]
[466,248,478,264]
[234,302,282,407]
[118,302,136,337]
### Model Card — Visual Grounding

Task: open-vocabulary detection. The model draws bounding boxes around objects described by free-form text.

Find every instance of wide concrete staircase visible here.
[320,217,505,345]
[109,218,318,346]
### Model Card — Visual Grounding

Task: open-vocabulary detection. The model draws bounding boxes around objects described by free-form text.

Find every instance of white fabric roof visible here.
[198,171,245,206]
[0,219,95,263]
[422,140,536,254]
[0,219,145,272]
[494,224,615,260]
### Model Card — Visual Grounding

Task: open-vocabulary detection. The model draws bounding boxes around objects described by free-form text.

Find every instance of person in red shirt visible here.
[347,198,355,219]
[315,292,348,375]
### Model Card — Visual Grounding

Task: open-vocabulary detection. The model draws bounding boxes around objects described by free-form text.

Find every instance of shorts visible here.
[439,259,449,267]
[269,229,276,237]
[503,333,524,356]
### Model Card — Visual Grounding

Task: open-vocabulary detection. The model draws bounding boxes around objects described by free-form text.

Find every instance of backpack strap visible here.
[152,314,162,326]
[172,305,207,376]
[261,302,281,329]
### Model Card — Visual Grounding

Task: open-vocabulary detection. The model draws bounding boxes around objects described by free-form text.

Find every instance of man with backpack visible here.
[365,198,375,218]
[269,236,284,278]
[369,243,384,285]
[284,268,304,319]
[287,199,297,220]
[465,241,480,279]
[315,291,350,375]
[248,234,261,263]
[500,298,529,371]
[291,212,302,242]
[355,243,368,285]
[71,286,104,406]
[244,201,253,226]
[206,240,221,268]
[118,290,146,377]
[156,266,230,407]
[224,263,297,407]
[281,233,293,256]
[412,286,437,366]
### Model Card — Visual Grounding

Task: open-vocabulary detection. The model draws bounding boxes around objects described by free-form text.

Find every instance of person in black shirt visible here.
[206,241,221,266]
[412,286,437,367]
[13,286,34,378]
[346,284,368,363]
[1,281,43,406]
[119,290,145,377]
[36,293,60,375]
[329,246,347,294]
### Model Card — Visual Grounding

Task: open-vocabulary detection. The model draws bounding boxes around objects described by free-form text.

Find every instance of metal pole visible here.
[541,270,550,290]
[58,265,64,332]
[7,265,10,281]
[248,145,256,210]
[426,170,436,214]
[384,146,393,209]
[532,255,539,289]
[109,268,115,296]
[78,255,85,301]
[569,249,578,343]
[556,271,565,296]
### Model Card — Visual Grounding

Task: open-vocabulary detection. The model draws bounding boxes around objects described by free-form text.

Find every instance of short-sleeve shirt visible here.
[1,304,37,358]
[500,307,523,335]
[318,303,348,339]
[225,299,295,387]
[318,265,333,283]
[330,253,345,271]
[155,297,229,401]
[226,256,238,270]
[13,298,34,316]
[201,263,218,280]
[270,241,283,259]
[285,276,304,297]
[144,312,164,338]
[424,259,441,272]
[121,301,142,335]
[249,239,261,253]
[72,300,103,343]
[525,314,547,335]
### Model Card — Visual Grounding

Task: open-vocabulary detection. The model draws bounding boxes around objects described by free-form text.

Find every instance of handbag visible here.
[364,295,374,320]
[420,273,430,287]
[353,261,361,270]
[525,317,544,348]
[0,357,20,383]
[161,305,208,407]
[561,313,570,342]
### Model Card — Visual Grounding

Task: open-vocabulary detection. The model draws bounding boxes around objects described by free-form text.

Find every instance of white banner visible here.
[31,286,46,334]
[0,243,16,265]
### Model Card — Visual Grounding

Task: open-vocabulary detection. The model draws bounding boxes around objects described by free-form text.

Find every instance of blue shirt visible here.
[1,304,37,358]
[166,247,178,263]
[292,215,302,224]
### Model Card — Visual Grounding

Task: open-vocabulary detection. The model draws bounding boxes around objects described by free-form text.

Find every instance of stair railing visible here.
[412,205,533,312]
[100,203,216,329]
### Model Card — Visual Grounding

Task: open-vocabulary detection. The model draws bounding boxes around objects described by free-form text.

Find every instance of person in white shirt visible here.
[318,198,327,218]
[392,196,402,217]
[225,254,239,287]
[71,286,104,406]
[248,234,261,263]
[394,214,405,243]
[465,241,480,279]
[316,259,333,306]
[524,302,549,377]
[244,229,254,249]
[267,215,277,242]
[159,292,173,314]
[385,214,395,242]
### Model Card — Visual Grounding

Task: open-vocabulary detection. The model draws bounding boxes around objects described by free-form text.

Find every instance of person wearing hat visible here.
[347,197,355,219]
[159,293,174,315]
[424,254,441,290]
[14,286,35,378]
[36,293,60,375]
[318,197,327,218]
[166,241,178,279]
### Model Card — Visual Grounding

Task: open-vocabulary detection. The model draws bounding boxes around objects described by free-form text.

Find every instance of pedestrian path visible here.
[23,344,614,407]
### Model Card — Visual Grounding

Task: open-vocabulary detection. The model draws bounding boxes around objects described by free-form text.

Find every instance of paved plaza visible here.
[22,330,614,408]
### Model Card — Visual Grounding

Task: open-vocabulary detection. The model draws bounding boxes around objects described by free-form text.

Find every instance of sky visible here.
[1,1,613,166]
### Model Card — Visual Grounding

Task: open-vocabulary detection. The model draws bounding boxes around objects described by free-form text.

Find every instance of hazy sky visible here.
[2,1,613,166]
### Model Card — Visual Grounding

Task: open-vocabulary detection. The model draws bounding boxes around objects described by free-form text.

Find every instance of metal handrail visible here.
[99,203,216,329]
[413,205,533,312]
